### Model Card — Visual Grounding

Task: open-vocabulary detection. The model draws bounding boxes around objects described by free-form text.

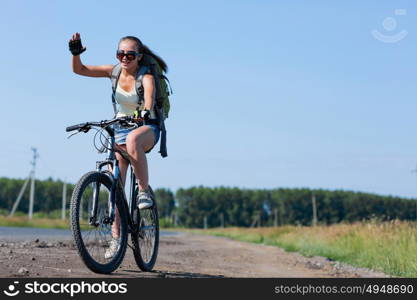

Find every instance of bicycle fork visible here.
[88,159,117,227]
[109,160,120,223]
[89,181,100,227]
[90,159,136,232]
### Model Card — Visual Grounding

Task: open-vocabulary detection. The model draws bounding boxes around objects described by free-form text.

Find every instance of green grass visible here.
[0,209,71,229]
[0,215,70,229]
[0,213,178,230]
[183,221,417,277]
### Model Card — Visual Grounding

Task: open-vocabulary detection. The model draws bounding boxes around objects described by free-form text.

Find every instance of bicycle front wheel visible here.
[131,186,159,271]
[70,171,128,274]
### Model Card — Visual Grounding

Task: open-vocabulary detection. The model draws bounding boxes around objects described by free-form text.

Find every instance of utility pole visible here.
[220,213,224,228]
[62,180,67,220]
[9,148,39,218]
[28,148,39,219]
[312,192,317,226]
[204,216,207,229]
[9,174,32,217]
[274,208,278,227]
[251,213,261,228]
[280,201,285,225]
[411,163,417,221]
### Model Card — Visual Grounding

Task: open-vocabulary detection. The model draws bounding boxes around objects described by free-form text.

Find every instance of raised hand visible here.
[69,32,87,56]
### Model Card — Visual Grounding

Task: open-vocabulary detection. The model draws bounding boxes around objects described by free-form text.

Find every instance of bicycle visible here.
[66,116,159,274]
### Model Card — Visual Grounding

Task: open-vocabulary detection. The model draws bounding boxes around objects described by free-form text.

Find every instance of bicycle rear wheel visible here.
[70,171,128,274]
[131,186,159,271]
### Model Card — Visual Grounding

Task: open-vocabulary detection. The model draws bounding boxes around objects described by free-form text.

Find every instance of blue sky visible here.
[0,0,416,198]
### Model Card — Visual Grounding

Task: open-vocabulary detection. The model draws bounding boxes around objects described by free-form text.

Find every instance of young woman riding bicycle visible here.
[69,32,167,258]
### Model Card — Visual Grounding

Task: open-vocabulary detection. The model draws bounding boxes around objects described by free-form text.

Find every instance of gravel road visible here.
[0,231,389,278]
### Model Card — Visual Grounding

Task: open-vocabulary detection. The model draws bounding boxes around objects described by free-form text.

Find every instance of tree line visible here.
[175,186,417,228]
[1,177,416,227]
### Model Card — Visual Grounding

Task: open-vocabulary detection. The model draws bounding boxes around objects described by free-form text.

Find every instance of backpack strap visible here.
[134,64,150,102]
[159,116,168,157]
[110,64,122,116]
[136,68,168,157]
[137,63,168,158]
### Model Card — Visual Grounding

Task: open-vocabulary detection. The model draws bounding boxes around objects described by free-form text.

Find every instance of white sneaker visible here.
[104,238,120,259]
[138,189,153,210]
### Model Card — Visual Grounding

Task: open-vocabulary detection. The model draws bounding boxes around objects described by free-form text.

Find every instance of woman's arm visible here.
[142,74,155,111]
[70,32,113,78]
[72,56,113,78]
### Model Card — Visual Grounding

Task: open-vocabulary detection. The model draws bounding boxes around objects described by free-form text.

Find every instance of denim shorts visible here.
[114,123,160,147]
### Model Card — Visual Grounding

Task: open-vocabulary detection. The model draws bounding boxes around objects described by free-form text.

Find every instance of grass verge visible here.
[0,216,70,230]
[182,220,417,277]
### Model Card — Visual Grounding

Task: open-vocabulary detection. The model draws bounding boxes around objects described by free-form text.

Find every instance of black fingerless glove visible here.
[141,109,151,122]
[69,39,86,56]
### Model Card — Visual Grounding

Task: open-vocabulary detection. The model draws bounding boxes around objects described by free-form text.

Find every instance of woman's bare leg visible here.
[109,144,129,238]
[125,126,155,191]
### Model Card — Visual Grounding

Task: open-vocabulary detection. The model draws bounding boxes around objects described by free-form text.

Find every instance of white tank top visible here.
[114,84,157,119]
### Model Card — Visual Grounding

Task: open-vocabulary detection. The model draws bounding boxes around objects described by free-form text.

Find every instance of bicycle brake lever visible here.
[67,130,80,139]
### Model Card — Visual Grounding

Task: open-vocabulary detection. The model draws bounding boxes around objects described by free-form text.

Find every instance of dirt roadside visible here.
[0,232,389,278]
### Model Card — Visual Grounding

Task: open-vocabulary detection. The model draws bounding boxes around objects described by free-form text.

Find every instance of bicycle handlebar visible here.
[65,116,143,132]
[66,123,89,132]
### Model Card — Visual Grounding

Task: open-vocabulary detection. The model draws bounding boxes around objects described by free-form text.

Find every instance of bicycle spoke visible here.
[74,176,123,266]
[138,209,157,264]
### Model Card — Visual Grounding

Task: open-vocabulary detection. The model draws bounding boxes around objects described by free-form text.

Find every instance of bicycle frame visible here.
[90,125,138,235]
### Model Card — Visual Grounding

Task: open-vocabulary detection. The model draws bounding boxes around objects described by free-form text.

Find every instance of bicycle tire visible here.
[131,186,159,271]
[70,171,128,274]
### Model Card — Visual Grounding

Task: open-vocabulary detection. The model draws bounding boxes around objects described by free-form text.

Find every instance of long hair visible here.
[119,36,168,73]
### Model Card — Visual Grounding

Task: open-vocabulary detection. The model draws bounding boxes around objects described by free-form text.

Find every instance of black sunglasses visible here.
[116,50,140,61]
